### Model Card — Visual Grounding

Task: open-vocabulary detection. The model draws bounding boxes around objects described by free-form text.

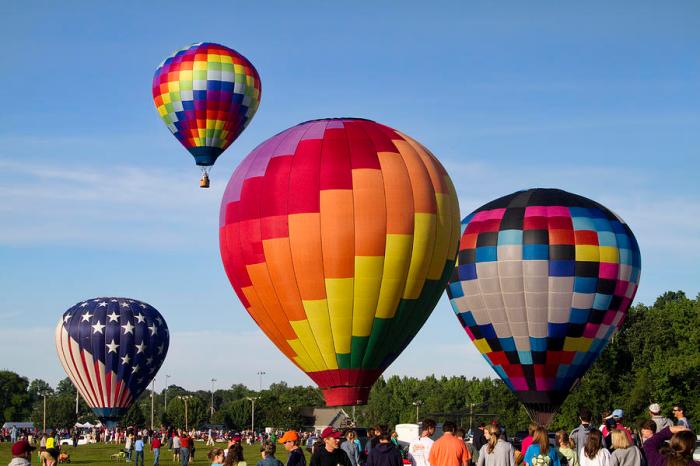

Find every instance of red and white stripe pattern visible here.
[54,319,133,409]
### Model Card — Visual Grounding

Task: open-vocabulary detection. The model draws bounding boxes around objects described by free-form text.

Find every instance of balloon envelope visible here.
[219,118,460,405]
[447,188,641,424]
[55,298,169,427]
[152,42,261,168]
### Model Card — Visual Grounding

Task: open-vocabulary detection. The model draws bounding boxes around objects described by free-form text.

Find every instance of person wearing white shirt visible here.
[409,419,437,466]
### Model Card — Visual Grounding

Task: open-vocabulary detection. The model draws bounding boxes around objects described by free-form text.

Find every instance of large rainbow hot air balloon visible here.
[447,189,641,424]
[55,298,169,427]
[219,118,460,405]
[152,42,261,188]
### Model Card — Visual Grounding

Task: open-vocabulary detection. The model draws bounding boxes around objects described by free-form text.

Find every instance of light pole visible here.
[41,391,49,432]
[164,374,171,411]
[246,397,258,434]
[257,371,266,391]
[179,396,193,431]
[210,378,217,419]
[412,400,423,424]
[150,379,155,430]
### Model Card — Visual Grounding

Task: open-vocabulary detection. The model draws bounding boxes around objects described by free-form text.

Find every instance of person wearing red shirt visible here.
[151,436,162,466]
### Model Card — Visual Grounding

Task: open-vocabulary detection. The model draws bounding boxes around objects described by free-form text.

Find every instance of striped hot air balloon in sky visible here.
[219,118,460,405]
[55,298,169,427]
[447,189,641,424]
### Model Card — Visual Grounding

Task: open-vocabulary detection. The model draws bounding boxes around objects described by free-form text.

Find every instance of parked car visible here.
[692,436,700,462]
[59,435,95,446]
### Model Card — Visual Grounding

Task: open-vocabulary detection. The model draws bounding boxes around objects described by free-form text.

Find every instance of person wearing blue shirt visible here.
[523,428,560,466]
[134,436,145,466]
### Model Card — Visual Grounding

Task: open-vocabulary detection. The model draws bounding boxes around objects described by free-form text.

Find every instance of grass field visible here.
[0,441,310,466]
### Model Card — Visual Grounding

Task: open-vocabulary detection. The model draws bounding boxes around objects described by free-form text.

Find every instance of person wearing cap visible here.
[648,404,673,432]
[279,431,306,466]
[9,440,35,466]
[310,427,352,466]
[601,410,632,447]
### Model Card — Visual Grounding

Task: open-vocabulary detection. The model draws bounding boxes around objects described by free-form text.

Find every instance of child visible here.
[555,431,578,466]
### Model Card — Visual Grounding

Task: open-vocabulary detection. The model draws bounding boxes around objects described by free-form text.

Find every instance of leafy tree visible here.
[0,371,31,423]
[123,402,146,428]
[31,395,76,430]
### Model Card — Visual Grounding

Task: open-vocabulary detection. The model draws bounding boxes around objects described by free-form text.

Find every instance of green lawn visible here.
[0,441,309,466]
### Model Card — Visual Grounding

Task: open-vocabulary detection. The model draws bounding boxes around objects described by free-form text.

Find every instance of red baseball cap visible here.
[12,440,35,456]
[321,427,342,439]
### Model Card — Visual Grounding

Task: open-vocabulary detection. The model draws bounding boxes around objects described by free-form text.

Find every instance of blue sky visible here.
[1,1,698,392]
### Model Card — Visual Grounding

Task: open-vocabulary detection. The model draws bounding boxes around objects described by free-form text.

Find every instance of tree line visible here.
[0,290,697,433]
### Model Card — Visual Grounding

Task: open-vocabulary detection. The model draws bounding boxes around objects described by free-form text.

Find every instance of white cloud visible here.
[0,158,225,249]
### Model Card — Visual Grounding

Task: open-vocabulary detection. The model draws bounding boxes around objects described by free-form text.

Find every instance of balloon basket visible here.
[199,173,210,188]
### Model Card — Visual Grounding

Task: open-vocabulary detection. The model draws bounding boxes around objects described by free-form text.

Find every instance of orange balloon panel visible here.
[219,118,460,405]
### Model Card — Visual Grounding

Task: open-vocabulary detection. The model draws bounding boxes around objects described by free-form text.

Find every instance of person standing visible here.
[310,428,352,466]
[125,433,134,462]
[672,406,692,429]
[523,427,561,466]
[641,426,697,466]
[9,440,35,466]
[134,436,145,466]
[367,432,403,466]
[341,431,359,466]
[279,431,306,466]
[521,424,538,465]
[209,448,225,466]
[579,430,610,466]
[570,410,594,457]
[208,430,215,447]
[180,433,191,466]
[476,424,515,466]
[648,405,673,432]
[429,421,471,466]
[173,432,181,463]
[257,442,284,466]
[473,425,487,454]
[555,431,578,466]
[409,420,437,466]
[608,431,642,466]
[151,435,162,466]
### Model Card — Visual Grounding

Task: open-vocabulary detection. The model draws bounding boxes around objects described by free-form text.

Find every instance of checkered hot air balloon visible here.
[219,118,460,405]
[55,298,169,427]
[152,42,261,188]
[447,189,641,425]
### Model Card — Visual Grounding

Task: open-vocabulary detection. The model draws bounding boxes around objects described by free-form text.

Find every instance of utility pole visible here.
[164,374,171,411]
[257,371,266,391]
[210,378,217,420]
[42,392,48,432]
[75,391,79,415]
[246,397,258,434]
[150,379,155,430]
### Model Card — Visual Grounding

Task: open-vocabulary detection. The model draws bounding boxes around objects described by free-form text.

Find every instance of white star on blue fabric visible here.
[121,321,135,335]
[81,312,93,322]
[91,321,105,334]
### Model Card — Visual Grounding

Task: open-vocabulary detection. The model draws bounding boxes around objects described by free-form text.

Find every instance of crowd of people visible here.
[6,403,696,466]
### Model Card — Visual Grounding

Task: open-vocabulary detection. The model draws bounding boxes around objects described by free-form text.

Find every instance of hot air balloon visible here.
[152,42,261,188]
[55,298,169,427]
[447,188,641,425]
[219,118,460,405]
